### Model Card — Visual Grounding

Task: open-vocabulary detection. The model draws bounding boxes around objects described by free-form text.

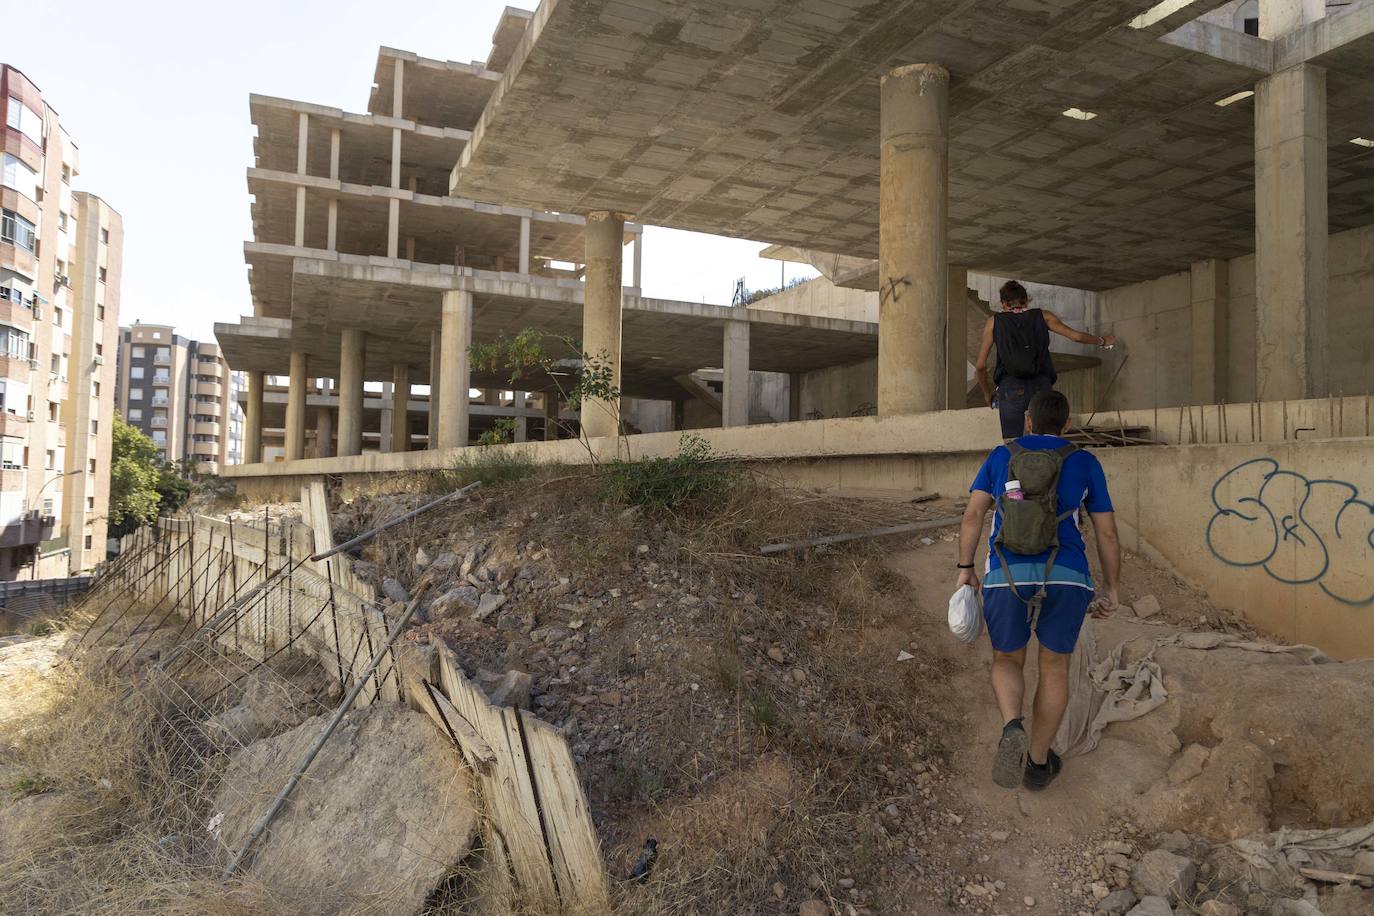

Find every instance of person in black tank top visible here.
[974,281,1118,440]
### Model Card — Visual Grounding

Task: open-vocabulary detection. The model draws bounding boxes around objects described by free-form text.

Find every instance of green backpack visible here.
[993,442,1078,623]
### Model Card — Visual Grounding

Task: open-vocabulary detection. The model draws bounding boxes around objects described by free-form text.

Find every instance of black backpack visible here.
[994,310,1049,380]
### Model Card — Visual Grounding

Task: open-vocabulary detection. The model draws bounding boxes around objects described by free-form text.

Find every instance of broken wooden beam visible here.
[760,515,964,555]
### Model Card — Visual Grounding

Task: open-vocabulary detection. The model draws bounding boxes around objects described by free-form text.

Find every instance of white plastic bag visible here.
[947,584,983,645]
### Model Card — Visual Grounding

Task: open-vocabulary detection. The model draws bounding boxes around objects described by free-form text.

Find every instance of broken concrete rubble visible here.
[1131,849,1196,902]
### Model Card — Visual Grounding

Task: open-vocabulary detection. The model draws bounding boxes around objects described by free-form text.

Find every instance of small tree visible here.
[108,415,162,538]
[469,329,621,454]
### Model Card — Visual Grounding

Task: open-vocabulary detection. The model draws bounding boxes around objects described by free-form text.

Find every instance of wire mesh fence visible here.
[66,511,402,878]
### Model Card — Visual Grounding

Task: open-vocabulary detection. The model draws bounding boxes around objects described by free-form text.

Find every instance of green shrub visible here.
[599,434,733,510]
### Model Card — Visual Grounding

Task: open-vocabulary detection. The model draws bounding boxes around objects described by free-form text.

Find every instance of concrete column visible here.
[632,228,644,290]
[294,112,308,247]
[1190,259,1230,405]
[1254,63,1327,401]
[582,211,624,440]
[379,382,394,453]
[388,199,400,259]
[327,199,338,251]
[316,406,334,458]
[437,291,472,449]
[329,128,340,179]
[428,330,441,448]
[393,57,404,117]
[1259,0,1325,38]
[543,392,559,441]
[877,63,949,416]
[391,129,402,189]
[285,351,308,461]
[788,371,803,422]
[244,370,264,463]
[722,320,750,428]
[405,237,416,261]
[519,216,531,274]
[337,329,366,457]
[945,265,968,410]
[391,363,410,453]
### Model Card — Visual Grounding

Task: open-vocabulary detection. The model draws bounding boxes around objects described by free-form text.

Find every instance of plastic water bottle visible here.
[1005,480,1024,501]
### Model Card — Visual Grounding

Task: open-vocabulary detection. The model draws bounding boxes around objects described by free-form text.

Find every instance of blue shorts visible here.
[982,584,1093,654]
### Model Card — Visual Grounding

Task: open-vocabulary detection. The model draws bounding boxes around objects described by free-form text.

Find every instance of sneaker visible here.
[1023,750,1063,791]
[992,718,1028,789]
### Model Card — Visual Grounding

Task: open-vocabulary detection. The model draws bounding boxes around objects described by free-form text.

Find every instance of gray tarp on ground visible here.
[1054,623,1331,758]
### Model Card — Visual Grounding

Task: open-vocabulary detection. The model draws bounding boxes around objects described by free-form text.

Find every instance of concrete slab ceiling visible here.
[368,48,502,129]
[450,0,1374,291]
[221,255,878,401]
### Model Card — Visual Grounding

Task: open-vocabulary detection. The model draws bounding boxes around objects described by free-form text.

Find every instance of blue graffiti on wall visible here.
[1207,458,1374,606]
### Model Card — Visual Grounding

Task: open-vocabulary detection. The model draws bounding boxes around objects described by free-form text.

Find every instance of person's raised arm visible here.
[974,317,995,407]
[1044,310,1116,349]
[957,489,994,590]
[1089,511,1121,616]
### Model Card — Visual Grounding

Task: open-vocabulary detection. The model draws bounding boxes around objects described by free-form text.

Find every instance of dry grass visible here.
[0,632,294,915]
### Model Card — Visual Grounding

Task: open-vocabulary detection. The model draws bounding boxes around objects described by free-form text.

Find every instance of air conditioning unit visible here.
[92,354,104,366]
[26,411,34,421]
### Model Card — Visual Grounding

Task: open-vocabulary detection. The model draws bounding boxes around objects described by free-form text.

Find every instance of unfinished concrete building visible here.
[216,29,883,460]
[223,1,1374,660]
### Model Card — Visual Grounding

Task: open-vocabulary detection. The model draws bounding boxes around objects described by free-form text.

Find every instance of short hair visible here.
[999,280,1029,305]
[1027,389,1070,434]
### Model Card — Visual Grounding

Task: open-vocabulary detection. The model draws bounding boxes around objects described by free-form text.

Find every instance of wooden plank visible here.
[520,712,611,913]
[432,635,555,905]
[407,678,497,771]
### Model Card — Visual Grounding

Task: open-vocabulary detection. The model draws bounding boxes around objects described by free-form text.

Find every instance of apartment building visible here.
[115,323,244,474]
[1,65,120,579]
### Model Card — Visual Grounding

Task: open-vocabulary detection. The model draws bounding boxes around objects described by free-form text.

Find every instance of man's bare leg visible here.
[1029,645,1071,764]
[991,647,1027,723]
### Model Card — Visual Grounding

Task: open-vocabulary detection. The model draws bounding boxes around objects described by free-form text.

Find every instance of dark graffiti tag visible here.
[1207,458,1374,606]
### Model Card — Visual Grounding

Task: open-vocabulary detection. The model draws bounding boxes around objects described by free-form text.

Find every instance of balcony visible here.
[151,396,170,407]
[154,353,172,366]
[150,416,169,429]
[193,421,220,436]
[0,411,29,437]
[191,440,219,457]
[0,355,33,380]
[195,381,222,397]
[0,512,57,550]
[197,362,223,378]
[152,374,172,387]
[0,298,35,331]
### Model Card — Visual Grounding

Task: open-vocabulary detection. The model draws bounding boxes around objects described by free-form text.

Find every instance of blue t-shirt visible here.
[970,435,1113,589]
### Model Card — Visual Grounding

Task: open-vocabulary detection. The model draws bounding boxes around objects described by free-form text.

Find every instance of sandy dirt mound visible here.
[212,702,479,915]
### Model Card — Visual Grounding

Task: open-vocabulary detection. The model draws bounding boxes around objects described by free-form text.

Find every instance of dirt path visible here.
[884,540,1209,914]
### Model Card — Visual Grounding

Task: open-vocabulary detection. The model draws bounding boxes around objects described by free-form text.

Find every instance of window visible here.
[131,366,144,379]
[151,431,166,445]
[90,419,97,435]
[42,497,52,517]
[57,212,68,232]
[0,210,37,253]
[61,164,70,184]
[88,458,96,473]
[98,267,107,283]
[86,496,94,510]
[97,304,104,320]
[127,408,141,420]
[129,388,143,401]
[95,342,102,356]
[132,346,145,359]
[0,325,30,360]
[0,437,25,470]
[151,332,161,340]
[0,155,38,202]
[92,381,100,397]
[44,450,54,470]
[100,228,109,244]
[6,97,43,144]
[84,534,92,550]
[47,402,57,422]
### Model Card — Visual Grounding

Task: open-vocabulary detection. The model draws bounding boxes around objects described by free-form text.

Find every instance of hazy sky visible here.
[10,0,814,343]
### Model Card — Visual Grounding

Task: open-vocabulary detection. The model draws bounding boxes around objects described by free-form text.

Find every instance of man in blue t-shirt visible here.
[955,390,1121,792]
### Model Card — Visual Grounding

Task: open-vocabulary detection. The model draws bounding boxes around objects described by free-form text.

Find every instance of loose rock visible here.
[1131,849,1197,902]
